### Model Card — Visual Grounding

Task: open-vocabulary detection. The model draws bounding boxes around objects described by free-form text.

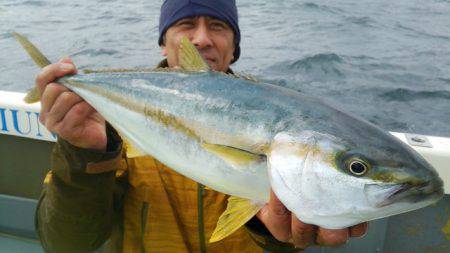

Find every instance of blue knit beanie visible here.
[159,0,241,63]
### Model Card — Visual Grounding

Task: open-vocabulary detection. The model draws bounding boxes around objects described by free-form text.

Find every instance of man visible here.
[35,0,367,252]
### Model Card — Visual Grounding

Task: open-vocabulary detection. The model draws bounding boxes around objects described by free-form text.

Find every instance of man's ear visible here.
[161,46,168,56]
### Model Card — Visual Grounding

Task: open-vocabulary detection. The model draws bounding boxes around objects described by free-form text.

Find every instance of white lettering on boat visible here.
[0,104,56,142]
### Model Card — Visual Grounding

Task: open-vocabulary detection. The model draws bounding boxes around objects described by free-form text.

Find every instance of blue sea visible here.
[1,0,449,137]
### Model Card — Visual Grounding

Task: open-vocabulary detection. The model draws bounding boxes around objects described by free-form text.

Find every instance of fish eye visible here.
[348,159,369,176]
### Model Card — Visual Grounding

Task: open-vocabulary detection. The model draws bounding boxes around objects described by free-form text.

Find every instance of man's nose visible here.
[191,24,213,49]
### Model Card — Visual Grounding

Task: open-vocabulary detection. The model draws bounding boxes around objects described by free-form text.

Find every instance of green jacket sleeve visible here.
[245,217,303,253]
[36,125,124,253]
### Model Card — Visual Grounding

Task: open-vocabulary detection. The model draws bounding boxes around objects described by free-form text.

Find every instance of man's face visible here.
[162,16,235,72]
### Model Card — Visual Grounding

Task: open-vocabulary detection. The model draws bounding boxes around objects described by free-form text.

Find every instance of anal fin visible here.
[210,196,262,243]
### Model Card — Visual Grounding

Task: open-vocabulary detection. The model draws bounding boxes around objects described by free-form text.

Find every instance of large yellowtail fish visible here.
[13,32,444,242]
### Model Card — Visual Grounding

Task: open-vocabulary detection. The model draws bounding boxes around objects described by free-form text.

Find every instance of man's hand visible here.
[36,58,107,151]
[256,191,368,249]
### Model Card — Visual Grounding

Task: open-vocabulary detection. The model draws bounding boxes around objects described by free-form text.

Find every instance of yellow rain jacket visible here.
[36,62,299,253]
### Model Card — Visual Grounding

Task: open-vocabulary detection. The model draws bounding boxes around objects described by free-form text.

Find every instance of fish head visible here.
[268,130,444,228]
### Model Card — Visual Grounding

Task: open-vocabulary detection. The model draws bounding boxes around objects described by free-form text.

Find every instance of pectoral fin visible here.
[201,143,265,168]
[210,196,262,243]
[178,36,210,72]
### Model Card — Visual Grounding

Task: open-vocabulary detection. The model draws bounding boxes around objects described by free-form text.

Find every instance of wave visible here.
[286,53,345,78]
[367,115,410,132]
[438,78,450,84]
[0,32,11,39]
[15,0,46,7]
[71,48,119,57]
[396,23,449,40]
[290,53,343,69]
[299,2,344,14]
[379,88,450,102]
[117,17,143,25]
[302,2,321,9]
[344,16,377,28]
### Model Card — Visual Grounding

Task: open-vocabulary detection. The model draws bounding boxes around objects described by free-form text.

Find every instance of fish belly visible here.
[72,85,271,202]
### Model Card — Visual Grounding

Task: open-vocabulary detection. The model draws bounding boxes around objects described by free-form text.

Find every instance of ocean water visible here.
[0,0,449,137]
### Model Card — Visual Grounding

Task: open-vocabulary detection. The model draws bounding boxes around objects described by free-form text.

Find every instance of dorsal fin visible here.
[178,36,210,72]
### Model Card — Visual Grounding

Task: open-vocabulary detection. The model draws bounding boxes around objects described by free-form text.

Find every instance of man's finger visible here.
[316,228,349,247]
[56,101,97,138]
[35,62,76,96]
[291,216,316,249]
[40,83,70,122]
[59,57,74,64]
[62,102,97,129]
[45,91,83,130]
[256,191,291,242]
[350,222,368,238]
[268,190,289,216]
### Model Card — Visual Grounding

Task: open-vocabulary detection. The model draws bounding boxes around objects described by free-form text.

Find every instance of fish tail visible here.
[11,32,52,103]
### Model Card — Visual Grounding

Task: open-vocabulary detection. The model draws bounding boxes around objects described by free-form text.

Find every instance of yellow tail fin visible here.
[12,32,53,103]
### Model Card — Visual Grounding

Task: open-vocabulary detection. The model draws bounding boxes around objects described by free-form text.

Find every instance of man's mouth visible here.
[200,53,216,64]
[204,57,216,64]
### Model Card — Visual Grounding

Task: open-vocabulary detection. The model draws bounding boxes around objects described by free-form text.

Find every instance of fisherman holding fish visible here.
[32,0,373,252]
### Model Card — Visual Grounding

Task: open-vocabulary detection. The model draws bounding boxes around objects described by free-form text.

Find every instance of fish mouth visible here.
[365,178,444,208]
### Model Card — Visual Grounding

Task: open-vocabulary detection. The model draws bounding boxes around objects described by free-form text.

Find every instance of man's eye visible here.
[210,23,226,30]
[177,21,194,28]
